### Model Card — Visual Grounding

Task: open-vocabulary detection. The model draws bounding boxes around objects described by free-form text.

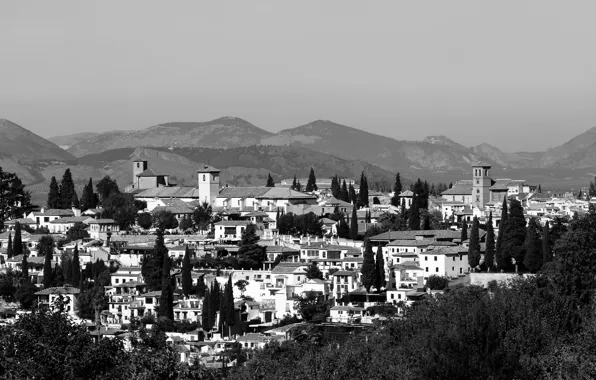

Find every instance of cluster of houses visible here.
[0,159,590,366]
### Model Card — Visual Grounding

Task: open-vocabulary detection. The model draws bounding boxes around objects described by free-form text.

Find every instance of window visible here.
[391,294,394,299]
[115,279,119,284]
[297,276,300,281]
[434,256,437,261]
[476,179,479,185]
[476,196,480,202]
[460,268,463,274]
[452,267,454,271]
[436,267,439,272]
[453,257,456,261]
[136,163,140,168]
[476,189,480,193]
[425,267,429,272]
[424,256,428,261]
[203,175,206,181]
[398,294,402,299]
[485,169,488,176]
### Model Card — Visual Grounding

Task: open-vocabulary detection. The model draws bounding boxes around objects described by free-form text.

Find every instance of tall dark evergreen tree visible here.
[542,221,552,264]
[359,172,369,207]
[181,246,193,296]
[159,253,174,320]
[523,217,542,273]
[6,232,12,259]
[47,176,61,208]
[21,250,29,285]
[500,199,527,272]
[80,178,96,211]
[331,175,340,198]
[374,245,385,292]
[495,196,509,270]
[360,238,377,293]
[340,180,349,202]
[337,214,350,239]
[350,205,358,240]
[537,184,542,194]
[266,173,275,187]
[484,212,495,271]
[408,195,420,231]
[41,236,54,288]
[223,275,235,336]
[210,280,221,329]
[391,173,402,207]
[460,220,468,242]
[142,229,168,291]
[60,169,76,209]
[305,167,317,192]
[348,184,356,204]
[13,222,22,258]
[201,287,212,332]
[72,244,81,287]
[468,217,481,270]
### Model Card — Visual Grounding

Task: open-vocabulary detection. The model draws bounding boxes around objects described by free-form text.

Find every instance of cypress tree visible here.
[266,173,275,187]
[359,172,369,207]
[360,238,377,293]
[21,251,29,284]
[306,167,317,192]
[350,205,358,240]
[64,258,73,285]
[202,287,212,332]
[331,175,340,198]
[391,173,402,207]
[337,214,350,239]
[60,169,76,209]
[484,212,495,271]
[72,244,81,287]
[495,196,508,270]
[41,236,54,288]
[6,232,12,259]
[275,208,280,224]
[81,178,97,211]
[13,222,22,258]
[523,217,542,273]
[408,194,420,230]
[348,184,356,204]
[542,221,552,264]
[210,280,220,329]
[159,254,174,320]
[500,199,526,272]
[47,176,61,208]
[224,275,235,336]
[460,220,468,241]
[181,246,193,296]
[374,245,385,292]
[468,216,481,270]
[341,180,349,202]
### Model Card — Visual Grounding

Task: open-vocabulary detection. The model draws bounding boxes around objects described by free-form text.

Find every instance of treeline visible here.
[230,209,596,380]
[0,167,33,230]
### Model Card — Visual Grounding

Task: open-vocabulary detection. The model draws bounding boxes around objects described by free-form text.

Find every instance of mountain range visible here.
[0,117,594,199]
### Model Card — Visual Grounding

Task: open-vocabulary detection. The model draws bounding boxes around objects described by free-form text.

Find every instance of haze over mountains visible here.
[1,117,595,197]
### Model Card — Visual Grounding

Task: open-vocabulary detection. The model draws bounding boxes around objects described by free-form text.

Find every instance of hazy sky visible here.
[2,1,596,152]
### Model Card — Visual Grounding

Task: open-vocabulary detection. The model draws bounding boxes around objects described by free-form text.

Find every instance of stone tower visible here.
[472,161,491,209]
[197,164,220,206]
[132,160,148,188]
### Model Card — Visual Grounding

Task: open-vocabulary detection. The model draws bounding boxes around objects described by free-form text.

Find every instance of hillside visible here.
[0,119,75,162]
[261,120,496,172]
[65,117,274,157]
[48,132,99,149]
[538,126,596,168]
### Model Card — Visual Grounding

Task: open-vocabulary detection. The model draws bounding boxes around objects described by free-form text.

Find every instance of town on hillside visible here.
[0,156,587,371]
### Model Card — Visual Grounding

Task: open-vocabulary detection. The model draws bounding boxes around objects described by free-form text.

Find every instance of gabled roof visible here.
[5,218,36,225]
[32,209,75,217]
[259,187,317,200]
[441,180,473,196]
[399,190,414,197]
[320,197,352,208]
[472,161,491,167]
[87,219,117,224]
[218,187,270,198]
[387,239,436,247]
[196,164,220,173]
[332,270,358,276]
[136,168,165,177]
[271,263,307,274]
[370,230,461,241]
[135,187,202,199]
[265,245,299,254]
[49,216,90,224]
[152,205,193,215]
[214,220,251,226]
[393,261,424,271]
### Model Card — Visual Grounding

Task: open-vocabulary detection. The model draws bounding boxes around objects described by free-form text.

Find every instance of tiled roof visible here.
[489,179,511,190]
[152,205,193,214]
[370,230,461,241]
[218,187,270,198]
[441,180,473,196]
[237,333,270,343]
[196,164,220,173]
[331,305,365,311]
[135,187,202,199]
[87,219,117,224]
[393,261,423,270]
[271,263,307,274]
[117,280,146,287]
[259,187,317,200]
[299,242,348,250]
[320,197,352,208]
[242,211,269,217]
[387,239,436,247]
[214,220,251,226]
[49,216,90,224]
[5,218,36,225]
[265,246,299,254]
[425,246,467,256]
[35,286,80,295]
[32,209,75,217]
[399,190,414,197]
[472,161,491,167]
[136,168,164,177]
